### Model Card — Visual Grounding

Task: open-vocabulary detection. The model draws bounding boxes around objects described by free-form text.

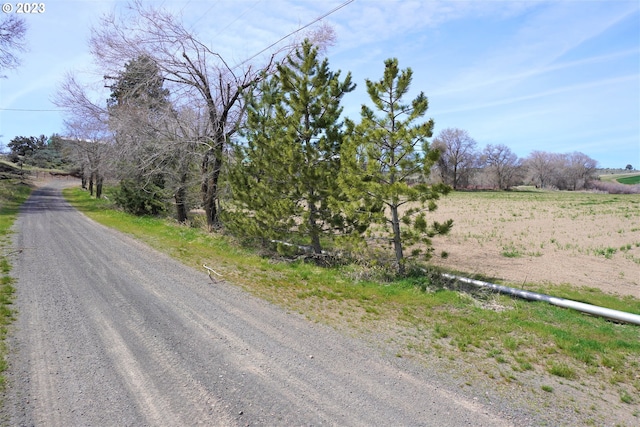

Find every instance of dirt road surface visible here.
[1,181,517,426]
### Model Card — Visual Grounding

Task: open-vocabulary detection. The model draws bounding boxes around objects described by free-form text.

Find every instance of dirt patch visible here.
[27,171,79,187]
[424,191,640,297]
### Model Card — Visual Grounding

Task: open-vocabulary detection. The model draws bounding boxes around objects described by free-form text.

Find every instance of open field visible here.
[599,171,640,184]
[427,190,640,298]
[617,175,640,185]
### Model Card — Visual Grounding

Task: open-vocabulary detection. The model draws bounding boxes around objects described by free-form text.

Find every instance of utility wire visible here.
[2,0,356,113]
[232,0,355,70]
[0,108,64,112]
[212,0,262,37]
[188,0,221,30]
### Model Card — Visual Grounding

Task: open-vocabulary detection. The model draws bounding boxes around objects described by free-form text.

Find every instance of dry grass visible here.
[424,189,640,297]
[589,180,640,194]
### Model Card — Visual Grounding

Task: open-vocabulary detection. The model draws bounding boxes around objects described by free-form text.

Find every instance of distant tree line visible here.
[432,128,599,191]
[6,134,73,170]
[3,134,109,197]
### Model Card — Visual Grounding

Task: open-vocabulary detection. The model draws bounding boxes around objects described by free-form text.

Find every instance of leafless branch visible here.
[0,15,27,73]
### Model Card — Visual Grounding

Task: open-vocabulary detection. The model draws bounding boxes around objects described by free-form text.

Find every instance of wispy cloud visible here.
[431,48,639,97]
[432,3,638,96]
[436,74,637,115]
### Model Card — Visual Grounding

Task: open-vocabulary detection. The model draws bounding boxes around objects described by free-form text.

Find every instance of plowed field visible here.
[426,190,640,297]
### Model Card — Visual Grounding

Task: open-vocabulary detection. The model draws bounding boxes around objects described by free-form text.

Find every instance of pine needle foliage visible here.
[339,58,453,275]
[108,55,171,214]
[225,41,358,254]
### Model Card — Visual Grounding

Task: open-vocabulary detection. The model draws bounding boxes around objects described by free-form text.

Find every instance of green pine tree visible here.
[339,58,452,275]
[226,40,357,255]
[107,55,169,111]
[108,55,171,214]
[226,77,295,246]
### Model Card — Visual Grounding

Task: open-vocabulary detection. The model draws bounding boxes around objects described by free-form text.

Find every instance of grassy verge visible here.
[64,186,640,414]
[0,180,32,388]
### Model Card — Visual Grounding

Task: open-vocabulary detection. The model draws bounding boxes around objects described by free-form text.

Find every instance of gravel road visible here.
[1,181,515,426]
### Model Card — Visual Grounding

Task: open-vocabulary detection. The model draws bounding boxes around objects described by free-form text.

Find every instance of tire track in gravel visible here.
[1,181,516,426]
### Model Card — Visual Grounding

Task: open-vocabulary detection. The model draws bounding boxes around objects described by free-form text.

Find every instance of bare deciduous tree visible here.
[432,128,479,189]
[525,150,555,188]
[88,1,315,229]
[0,15,27,74]
[564,151,598,190]
[521,150,598,191]
[55,73,111,198]
[482,144,523,190]
[63,117,111,199]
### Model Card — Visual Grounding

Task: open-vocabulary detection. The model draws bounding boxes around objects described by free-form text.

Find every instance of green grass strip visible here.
[617,175,640,185]
[0,181,33,388]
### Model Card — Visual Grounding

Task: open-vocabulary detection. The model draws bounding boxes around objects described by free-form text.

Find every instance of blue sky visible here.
[0,0,638,169]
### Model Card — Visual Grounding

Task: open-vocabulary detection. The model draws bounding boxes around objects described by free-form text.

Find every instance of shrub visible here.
[587,180,640,194]
[548,362,577,379]
[113,178,166,216]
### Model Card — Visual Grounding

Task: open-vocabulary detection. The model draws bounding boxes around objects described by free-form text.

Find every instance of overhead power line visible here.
[0,108,64,112]
[2,0,356,113]
[232,0,355,70]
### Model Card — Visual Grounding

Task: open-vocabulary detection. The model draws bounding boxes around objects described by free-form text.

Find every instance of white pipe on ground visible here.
[442,273,640,326]
[266,239,640,325]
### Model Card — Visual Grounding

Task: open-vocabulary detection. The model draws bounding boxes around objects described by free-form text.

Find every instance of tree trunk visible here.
[453,163,458,190]
[96,175,103,199]
[89,173,94,196]
[201,143,224,230]
[201,151,214,230]
[175,185,188,223]
[390,204,405,275]
[307,200,322,255]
